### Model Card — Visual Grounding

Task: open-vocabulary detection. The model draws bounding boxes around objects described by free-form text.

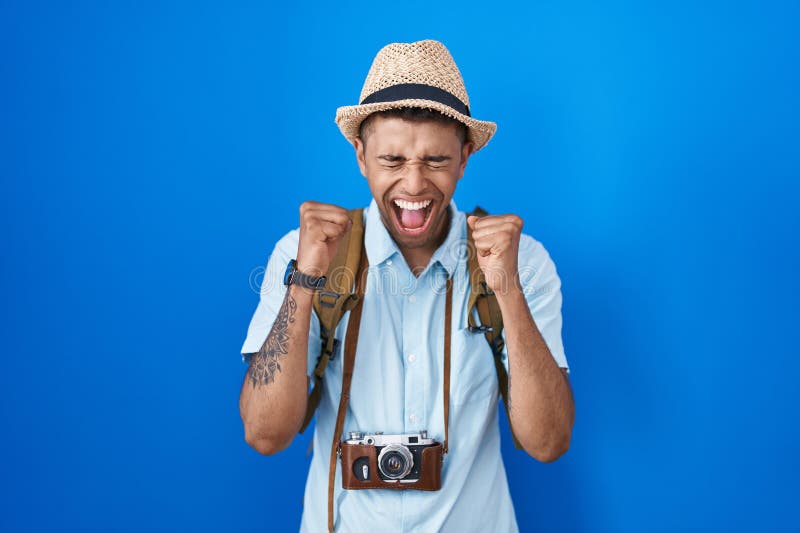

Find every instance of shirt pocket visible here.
[450,327,498,405]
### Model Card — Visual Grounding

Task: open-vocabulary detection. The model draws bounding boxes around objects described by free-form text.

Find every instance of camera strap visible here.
[443,276,452,455]
[328,247,368,533]
[326,258,453,533]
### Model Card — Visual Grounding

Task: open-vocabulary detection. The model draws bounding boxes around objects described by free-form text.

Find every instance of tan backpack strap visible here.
[300,208,365,434]
[466,207,523,450]
[315,208,365,329]
[327,247,369,533]
[301,291,358,432]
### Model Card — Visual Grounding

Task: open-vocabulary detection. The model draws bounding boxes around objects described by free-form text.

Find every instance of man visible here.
[239,40,574,532]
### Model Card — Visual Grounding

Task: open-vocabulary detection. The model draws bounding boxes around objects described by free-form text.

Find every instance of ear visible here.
[456,140,474,180]
[353,137,367,177]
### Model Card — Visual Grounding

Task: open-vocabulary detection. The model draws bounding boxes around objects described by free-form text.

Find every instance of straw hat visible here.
[335,40,497,152]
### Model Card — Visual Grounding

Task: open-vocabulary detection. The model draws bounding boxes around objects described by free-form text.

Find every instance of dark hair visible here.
[358,107,469,147]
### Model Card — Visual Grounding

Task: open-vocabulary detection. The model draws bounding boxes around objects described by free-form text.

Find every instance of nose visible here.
[401,163,427,195]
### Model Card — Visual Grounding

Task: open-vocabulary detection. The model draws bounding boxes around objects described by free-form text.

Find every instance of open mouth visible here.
[391,198,434,236]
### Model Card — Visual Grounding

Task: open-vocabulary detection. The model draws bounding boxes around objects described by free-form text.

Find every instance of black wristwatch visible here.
[283,259,327,291]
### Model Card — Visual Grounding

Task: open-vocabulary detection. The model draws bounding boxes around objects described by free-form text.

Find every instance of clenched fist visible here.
[296,201,352,277]
[467,214,523,295]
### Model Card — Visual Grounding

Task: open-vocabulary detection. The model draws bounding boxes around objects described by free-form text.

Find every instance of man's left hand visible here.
[467,214,523,295]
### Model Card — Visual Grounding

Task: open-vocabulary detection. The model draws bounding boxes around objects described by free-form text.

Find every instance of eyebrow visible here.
[377,154,452,163]
[424,155,452,163]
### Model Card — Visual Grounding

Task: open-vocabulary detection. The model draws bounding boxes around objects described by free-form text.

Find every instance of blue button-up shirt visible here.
[241,199,569,532]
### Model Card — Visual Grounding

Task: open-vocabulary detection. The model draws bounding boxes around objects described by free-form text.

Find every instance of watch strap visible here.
[285,259,327,290]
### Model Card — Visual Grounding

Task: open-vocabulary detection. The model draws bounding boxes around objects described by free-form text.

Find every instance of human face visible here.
[353,116,473,255]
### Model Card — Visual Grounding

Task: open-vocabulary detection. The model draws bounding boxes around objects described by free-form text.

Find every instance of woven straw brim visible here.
[335,99,497,152]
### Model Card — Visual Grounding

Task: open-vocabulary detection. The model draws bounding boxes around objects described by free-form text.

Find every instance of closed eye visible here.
[378,155,405,168]
[376,154,452,169]
[425,156,451,169]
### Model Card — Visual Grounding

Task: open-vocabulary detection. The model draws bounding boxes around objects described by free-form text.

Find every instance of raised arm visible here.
[239,202,351,455]
[468,214,575,462]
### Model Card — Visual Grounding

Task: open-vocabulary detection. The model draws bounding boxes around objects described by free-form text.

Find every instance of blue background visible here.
[2,1,798,532]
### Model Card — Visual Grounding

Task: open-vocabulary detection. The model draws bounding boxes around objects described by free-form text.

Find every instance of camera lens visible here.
[377,444,413,480]
[384,454,404,474]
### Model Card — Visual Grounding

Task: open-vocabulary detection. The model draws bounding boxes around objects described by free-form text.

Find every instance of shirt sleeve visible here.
[500,234,569,373]
[239,228,322,377]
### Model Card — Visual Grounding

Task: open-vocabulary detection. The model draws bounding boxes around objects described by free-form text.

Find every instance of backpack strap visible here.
[466,206,523,450]
[299,208,365,434]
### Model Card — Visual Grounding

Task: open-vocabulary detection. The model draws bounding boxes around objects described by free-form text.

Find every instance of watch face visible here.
[283,259,297,286]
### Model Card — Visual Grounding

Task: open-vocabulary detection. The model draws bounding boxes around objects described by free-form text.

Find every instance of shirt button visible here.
[386,259,393,266]
[409,414,417,422]
[408,353,416,363]
[408,295,416,303]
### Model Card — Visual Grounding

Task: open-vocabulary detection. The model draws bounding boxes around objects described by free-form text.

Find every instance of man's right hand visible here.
[296,201,352,277]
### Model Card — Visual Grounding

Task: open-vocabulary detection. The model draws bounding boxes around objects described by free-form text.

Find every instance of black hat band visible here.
[360,83,471,117]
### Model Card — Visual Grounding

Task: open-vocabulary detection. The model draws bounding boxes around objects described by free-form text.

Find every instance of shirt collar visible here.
[364,198,399,267]
[364,197,466,278]
[430,200,465,278]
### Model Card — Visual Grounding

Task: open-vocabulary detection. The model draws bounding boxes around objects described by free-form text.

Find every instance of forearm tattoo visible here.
[247,290,297,387]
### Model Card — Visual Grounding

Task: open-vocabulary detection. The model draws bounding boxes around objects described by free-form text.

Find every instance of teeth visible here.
[393,199,432,211]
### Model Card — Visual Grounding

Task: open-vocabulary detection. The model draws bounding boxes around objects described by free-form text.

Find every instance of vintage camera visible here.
[340,430,444,491]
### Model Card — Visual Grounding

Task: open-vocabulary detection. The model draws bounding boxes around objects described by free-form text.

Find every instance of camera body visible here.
[340,430,444,491]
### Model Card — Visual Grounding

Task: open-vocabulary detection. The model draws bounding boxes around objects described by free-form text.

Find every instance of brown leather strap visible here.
[443,276,453,455]
[327,248,368,533]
